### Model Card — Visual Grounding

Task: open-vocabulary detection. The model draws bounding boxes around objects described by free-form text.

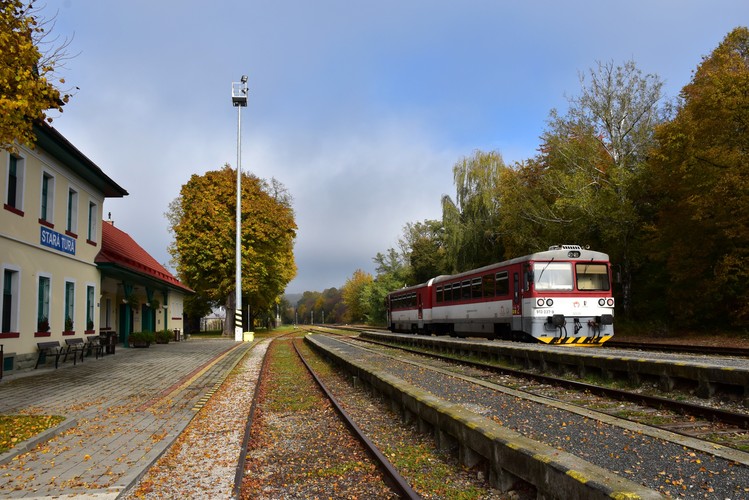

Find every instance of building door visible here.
[118,304,133,344]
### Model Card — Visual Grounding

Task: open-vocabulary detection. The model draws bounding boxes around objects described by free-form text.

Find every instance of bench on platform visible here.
[85,336,104,359]
[63,338,86,364]
[35,341,63,369]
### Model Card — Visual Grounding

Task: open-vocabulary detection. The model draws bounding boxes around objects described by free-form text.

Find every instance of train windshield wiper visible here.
[536,258,554,284]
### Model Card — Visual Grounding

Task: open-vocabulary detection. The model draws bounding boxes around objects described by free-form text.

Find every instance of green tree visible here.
[441,150,508,272]
[648,27,749,326]
[494,158,550,257]
[1,0,71,152]
[399,219,447,283]
[167,165,297,335]
[363,249,412,325]
[539,60,667,315]
[341,269,373,323]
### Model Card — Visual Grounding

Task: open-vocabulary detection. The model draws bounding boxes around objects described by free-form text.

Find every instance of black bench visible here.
[36,341,63,369]
[63,338,86,364]
[85,336,104,359]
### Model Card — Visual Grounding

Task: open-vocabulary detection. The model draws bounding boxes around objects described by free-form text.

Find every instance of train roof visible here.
[432,246,610,285]
[386,279,431,297]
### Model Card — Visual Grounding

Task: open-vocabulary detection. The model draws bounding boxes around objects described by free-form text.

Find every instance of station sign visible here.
[40,226,76,255]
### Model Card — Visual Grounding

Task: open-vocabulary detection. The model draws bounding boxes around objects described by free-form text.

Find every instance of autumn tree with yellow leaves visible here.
[647,27,749,326]
[1,0,71,152]
[167,166,297,335]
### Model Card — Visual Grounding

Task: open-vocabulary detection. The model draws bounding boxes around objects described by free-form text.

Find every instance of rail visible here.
[293,339,422,499]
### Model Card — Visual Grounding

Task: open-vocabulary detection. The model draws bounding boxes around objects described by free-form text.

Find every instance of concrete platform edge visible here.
[306,334,663,500]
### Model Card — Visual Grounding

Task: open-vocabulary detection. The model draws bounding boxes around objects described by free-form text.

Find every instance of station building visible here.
[1,123,189,373]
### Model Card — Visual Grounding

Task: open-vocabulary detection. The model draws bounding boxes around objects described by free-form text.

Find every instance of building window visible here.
[41,172,55,223]
[6,154,24,212]
[67,188,78,234]
[87,201,97,242]
[2,269,19,333]
[64,281,75,331]
[38,275,51,331]
[86,285,95,330]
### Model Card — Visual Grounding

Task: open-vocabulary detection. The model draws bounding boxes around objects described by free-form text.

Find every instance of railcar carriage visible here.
[387,245,615,344]
[386,280,434,333]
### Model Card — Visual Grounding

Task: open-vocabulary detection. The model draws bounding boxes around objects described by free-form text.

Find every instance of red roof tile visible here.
[96,222,192,293]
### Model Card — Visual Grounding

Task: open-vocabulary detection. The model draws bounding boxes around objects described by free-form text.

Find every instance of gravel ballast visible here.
[311,334,749,498]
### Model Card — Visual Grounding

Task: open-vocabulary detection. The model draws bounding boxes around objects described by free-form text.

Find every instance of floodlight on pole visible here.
[232,75,248,342]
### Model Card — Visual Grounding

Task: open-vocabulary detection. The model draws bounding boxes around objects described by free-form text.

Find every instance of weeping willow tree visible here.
[441,150,508,272]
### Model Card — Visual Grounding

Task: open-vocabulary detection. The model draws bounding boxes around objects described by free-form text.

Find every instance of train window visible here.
[496,271,509,295]
[452,283,461,302]
[462,280,471,300]
[472,278,482,298]
[576,263,610,290]
[533,262,573,291]
[436,286,443,303]
[482,274,495,298]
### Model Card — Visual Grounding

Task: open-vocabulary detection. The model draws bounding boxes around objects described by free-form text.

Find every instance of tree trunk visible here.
[223,294,235,337]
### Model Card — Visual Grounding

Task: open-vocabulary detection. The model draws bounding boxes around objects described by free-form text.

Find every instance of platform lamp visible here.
[232,75,248,342]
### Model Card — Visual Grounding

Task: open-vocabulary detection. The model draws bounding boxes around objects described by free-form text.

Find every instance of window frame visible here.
[37,274,51,330]
[2,266,20,333]
[6,154,25,212]
[40,171,55,223]
[87,200,98,242]
[86,284,95,330]
[67,187,79,235]
[64,280,75,331]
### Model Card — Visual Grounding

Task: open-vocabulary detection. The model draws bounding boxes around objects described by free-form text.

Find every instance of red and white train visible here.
[386,245,614,344]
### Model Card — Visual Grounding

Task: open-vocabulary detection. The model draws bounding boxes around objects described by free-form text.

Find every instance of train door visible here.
[417,292,423,320]
[511,271,522,330]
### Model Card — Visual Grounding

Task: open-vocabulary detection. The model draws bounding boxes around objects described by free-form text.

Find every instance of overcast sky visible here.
[43,1,747,294]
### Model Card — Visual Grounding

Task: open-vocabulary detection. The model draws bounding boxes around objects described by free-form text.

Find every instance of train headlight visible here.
[545,298,554,307]
[598,298,606,306]
[606,298,615,307]
[537,298,545,307]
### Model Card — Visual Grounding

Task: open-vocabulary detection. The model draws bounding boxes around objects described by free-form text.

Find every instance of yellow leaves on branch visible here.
[1,0,69,152]
[167,166,297,307]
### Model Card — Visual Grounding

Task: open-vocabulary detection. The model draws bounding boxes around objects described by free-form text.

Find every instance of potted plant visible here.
[155,329,171,344]
[64,316,74,332]
[129,331,155,347]
[37,317,50,333]
[125,294,139,309]
[150,298,161,310]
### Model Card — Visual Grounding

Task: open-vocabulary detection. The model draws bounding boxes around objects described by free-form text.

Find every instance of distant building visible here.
[1,123,189,373]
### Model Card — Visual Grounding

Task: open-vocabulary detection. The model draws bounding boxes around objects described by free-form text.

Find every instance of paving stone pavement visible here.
[0,338,255,498]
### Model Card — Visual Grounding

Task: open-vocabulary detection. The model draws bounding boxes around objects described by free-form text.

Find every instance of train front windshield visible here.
[533,262,573,291]
[575,263,610,291]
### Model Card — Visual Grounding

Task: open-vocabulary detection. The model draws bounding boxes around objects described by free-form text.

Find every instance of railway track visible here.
[316,327,749,451]
[328,324,749,358]
[291,340,420,499]
[237,333,508,499]
[605,340,749,357]
[307,332,749,497]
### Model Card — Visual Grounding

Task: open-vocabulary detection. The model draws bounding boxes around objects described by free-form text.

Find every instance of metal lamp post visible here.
[232,75,248,342]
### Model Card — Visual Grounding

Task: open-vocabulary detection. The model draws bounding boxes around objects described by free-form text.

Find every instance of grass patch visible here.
[385,444,486,499]
[266,340,318,412]
[0,415,65,453]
